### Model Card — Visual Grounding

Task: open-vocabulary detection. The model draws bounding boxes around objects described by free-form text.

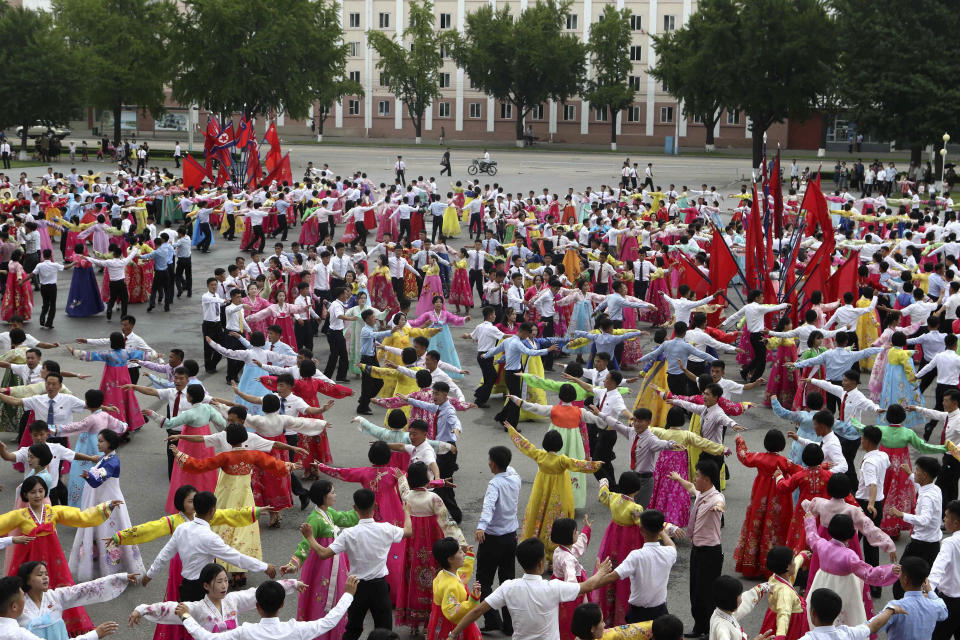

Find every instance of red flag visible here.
[771,151,783,238]
[801,178,834,248]
[203,116,221,172]
[708,231,740,294]
[214,162,230,187]
[260,152,292,187]
[264,122,280,148]
[744,188,766,291]
[236,116,253,149]
[246,139,262,186]
[826,251,860,302]
[182,155,212,189]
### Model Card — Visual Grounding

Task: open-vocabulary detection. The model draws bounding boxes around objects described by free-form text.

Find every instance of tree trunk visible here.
[751,127,765,171]
[412,107,422,143]
[515,107,524,148]
[113,102,122,147]
[704,115,716,151]
[610,109,617,151]
[818,114,830,156]
[910,143,923,166]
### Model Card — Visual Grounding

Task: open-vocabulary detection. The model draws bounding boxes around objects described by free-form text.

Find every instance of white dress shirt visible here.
[917,350,960,385]
[900,300,938,325]
[916,407,960,445]
[327,299,347,331]
[614,543,677,607]
[902,477,943,543]
[484,574,580,640]
[684,328,737,363]
[930,531,960,597]
[665,295,714,326]
[823,298,878,331]
[32,261,63,285]
[87,248,139,281]
[201,292,226,322]
[798,431,847,474]
[471,322,505,353]
[593,386,627,421]
[806,380,880,423]
[23,393,85,426]
[722,302,790,333]
[855,449,890,501]
[181,593,354,640]
[146,517,268,580]
[327,518,404,579]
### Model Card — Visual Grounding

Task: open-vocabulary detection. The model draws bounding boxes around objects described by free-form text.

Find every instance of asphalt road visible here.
[0,152,916,638]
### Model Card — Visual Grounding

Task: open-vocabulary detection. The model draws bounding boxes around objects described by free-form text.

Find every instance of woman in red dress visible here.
[732,432,799,578]
[243,289,308,350]
[1,250,33,321]
[774,444,833,553]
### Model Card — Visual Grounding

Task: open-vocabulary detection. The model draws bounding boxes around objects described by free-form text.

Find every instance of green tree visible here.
[314,79,364,141]
[833,0,960,168]
[649,0,739,151]
[724,0,835,166]
[452,0,587,146]
[53,0,176,146]
[366,0,446,143]
[583,6,635,151]
[172,0,348,125]
[0,5,81,156]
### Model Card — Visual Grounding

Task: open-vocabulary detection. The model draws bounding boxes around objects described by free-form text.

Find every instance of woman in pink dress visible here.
[869,312,918,401]
[523,275,546,325]
[551,517,591,640]
[1,250,33,322]
[369,255,400,315]
[648,407,695,527]
[241,283,271,338]
[314,441,409,607]
[243,290,308,350]
[764,317,800,408]
[593,477,644,626]
[414,255,450,317]
[66,334,145,431]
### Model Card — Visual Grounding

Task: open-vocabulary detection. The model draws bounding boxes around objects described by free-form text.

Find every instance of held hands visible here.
[470,581,482,599]
[786,431,799,441]
[279,563,297,576]
[344,575,360,595]
[129,610,142,627]
[95,621,120,638]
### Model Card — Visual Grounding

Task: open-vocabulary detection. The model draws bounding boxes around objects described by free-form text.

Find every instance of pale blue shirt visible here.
[881,591,947,640]
[793,347,883,382]
[140,243,174,271]
[360,326,392,357]
[406,397,461,443]
[477,466,521,535]
[483,335,550,370]
[637,338,712,374]
[594,293,650,321]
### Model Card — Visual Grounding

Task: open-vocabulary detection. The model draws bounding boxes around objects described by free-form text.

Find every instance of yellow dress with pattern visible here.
[507,425,603,558]
[854,297,880,369]
[110,508,261,545]
[602,622,653,640]
[431,552,479,636]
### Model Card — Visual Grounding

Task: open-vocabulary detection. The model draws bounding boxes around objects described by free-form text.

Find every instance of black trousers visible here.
[742,331,767,381]
[857,498,884,579]
[919,360,938,394]
[440,163,451,176]
[475,354,497,405]
[324,329,348,380]
[166,428,180,479]
[391,277,405,301]
[690,544,723,634]
[892,538,940,598]
[225,214,236,239]
[223,332,244,383]
[397,218,411,243]
[841,436,861,486]
[396,170,405,185]
[626,603,668,624]
[38,283,56,327]
[106,278,128,318]
[494,370,523,427]
[589,425,618,487]
[175,256,192,296]
[933,593,960,640]
[343,577,393,640]
[202,320,224,372]
[250,224,266,252]
[197,222,212,251]
[354,220,368,246]
[938,454,960,511]
[150,269,171,309]
[667,372,689,396]
[275,213,288,241]
[294,320,313,353]
[129,367,139,385]
[476,531,516,632]
[541,316,555,370]
[925,383,952,440]
[431,216,443,242]
[469,269,485,302]
[436,449,461,523]
[358,354,383,411]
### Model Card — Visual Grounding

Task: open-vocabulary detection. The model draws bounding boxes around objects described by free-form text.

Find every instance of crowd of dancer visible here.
[0,155,958,640]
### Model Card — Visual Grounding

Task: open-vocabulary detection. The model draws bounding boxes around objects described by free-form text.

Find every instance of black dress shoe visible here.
[357,408,373,415]
[475,402,490,408]
[146,306,154,313]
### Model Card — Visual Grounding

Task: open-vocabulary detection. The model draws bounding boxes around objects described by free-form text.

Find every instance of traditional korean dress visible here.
[448,259,473,308]
[764,337,799,408]
[760,553,808,640]
[733,436,799,578]
[415,263,448,316]
[369,265,400,316]
[775,464,833,553]
[593,482,643,626]
[877,348,924,431]
[158,403,223,513]
[245,302,309,350]
[648,427,726,528]
[19,572,132,640]
[855,296,880,369]
[427,552,481,640]
[409,309,467,379]
[72,347,146,431]
[290,507,359,640]
[506,425,602,559]
[344,303,389,375]
[50,410,128,509]
[241,294,271,338]
[69,451,144,582]
[65,256,105,317]
[553,526,591,640]
[0,502,114,635]
[791,345,826,411]
[1,259,33,321]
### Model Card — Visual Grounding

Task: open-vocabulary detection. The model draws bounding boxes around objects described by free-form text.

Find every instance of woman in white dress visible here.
[68,429,144,582]
[16,561,135,640]
[130,562,304,633]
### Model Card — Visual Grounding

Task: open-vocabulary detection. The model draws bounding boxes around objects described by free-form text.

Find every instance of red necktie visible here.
[839,392,848,420]
[270,343,274,351]
[172,391,181,417]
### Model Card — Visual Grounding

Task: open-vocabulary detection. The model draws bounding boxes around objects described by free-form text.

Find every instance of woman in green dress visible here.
[344,291,389,377]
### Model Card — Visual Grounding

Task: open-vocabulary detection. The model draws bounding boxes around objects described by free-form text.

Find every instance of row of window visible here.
[346,12,674,33]
[342,100,738,126]
[349,42,648,62]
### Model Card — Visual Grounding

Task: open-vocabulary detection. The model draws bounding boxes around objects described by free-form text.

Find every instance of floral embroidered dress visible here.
[775,464,834,553]
[760,553,808,640]
[732,436,799,578]
[764,337,799,409]
[877,348,924,431]
[791,345,826,411]
[506,425,603,559]
[427,551,481,640]
[409,309,467,379]
[19,572,133,640]
[72,347,146,431]
[554,526,592,640]
[648,426,726,528]
[593,482,643,626]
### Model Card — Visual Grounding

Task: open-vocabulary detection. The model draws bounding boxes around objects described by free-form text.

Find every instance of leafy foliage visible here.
[583,6,635,145]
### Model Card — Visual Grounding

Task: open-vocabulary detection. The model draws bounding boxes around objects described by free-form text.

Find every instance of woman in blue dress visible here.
[67,333,145,431]
[408,295,467,380]
[65,244,105,318]
[557,280,594,363]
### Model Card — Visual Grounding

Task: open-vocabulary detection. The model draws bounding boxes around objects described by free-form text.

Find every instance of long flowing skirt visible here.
[442,206,461,237]
[152,556,187,640]
[369,273,400,317]
[736,326,753,367]
[100,365,145,431]
[298,535,350,640]
[236,362,270,416]
[428,325,463,380]
[805,526,875,622]
[415,276,445,316]
[521,471,574,560]
[65,266,105,317]
[166,424,217,513]
[299,216,320,246]
[764,344,799,408]
[552,425,587,509]
[868,348,889,401]
[594,523,644,626]
[562,249,582,282]
[212,472,262,572]
[69,477,144,582]
[1,271,33,321]
[641,278,670,325]
[649,449,691,527]
[448,269,473,307]
[878,444,916,537]
[251,434,292,510]
[395,515,443,630]
[66,432,99,508]
[791,364,826,412]
[878,363,924,431]
[9,533,93,636]
[760,608,807,640]
[733,474,792,578]
[563,301,594,355]
[807,569,867,628]
[426,601,481,640]
[632,359,668,428]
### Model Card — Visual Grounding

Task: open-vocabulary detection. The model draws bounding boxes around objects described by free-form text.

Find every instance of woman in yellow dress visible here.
[571,603,653,640]
[855,293,880,369]
[631,328,669,427]
[427,538,481,640]
[561,233,583,282]
[442,202,462,238]
[505,424,602,559]
[378,313,440,367]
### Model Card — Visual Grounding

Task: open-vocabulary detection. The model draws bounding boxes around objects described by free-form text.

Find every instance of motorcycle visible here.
[467,158,497,176]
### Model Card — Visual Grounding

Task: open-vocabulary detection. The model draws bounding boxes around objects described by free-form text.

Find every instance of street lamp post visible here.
[941,132,950,195]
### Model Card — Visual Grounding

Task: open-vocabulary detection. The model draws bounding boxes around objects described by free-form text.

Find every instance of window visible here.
[595,107,608,122]
[692,113,704,124]
[348,70,360,83]
[660,106,674,123]
[440,13,452,29]
[439,73,451,89]
[531,104,544,120]
[469,102,482,119]
[379,12,390,28]
[563,104,576,121]
[726,110,741,125]
[500,102,513,119]
[628,106,641,122]
[379,72,390,87]
[630,14,641,30]
[628,75,641,91]
[348,100,360,115]
[437,102,451,118]
[566,13,578,30]
[663,15,675,32]
[629,46,642,61]
[378,100,391,116]
[469,77,479,90]
[439,43,450,58]
[348,12,360,27]
[347,41,359,56]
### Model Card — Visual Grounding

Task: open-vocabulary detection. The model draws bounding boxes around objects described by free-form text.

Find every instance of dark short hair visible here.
[651,614,684,640]
[766,546,794,575]
[0,576,23,615]
[368,441,392,465]
[173,484,197,512]
[801,444,824,467]
[570,603,603,640]
[915,456,941,479]
[861,425,883,446]
[254,580,286,616]
[809,588,843,626]
[695,459,720,488]
[712,575,743,611]
[432,537,461,570]
[549,518,576,545]
[899,556,930,587]
[20,475,48,501]
[827,513,855,542]
[763,429,786,452]
[193,491,217,517]
[826,472,852,499]
[488,446,511,471]
[639,508,665,534]
[516,537,546,572]
[353,488,376,511]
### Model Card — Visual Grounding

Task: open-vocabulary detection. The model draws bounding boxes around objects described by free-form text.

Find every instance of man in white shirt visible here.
[917,333,960,441]
[143,491,276,599]
[911,389,960,508]
[294,488,412,640]
[928,500,960,639]
[721,291,789,382]
[323,288,352,382]
[394,155,406,186]
[887,455,943,599]
[466,306,505,407]
[446,538,612,640]
[33,249,71,330]
[200,277,227,374]
[84,245,139,321]
[790,409,848,475]
[855,425,890,596]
